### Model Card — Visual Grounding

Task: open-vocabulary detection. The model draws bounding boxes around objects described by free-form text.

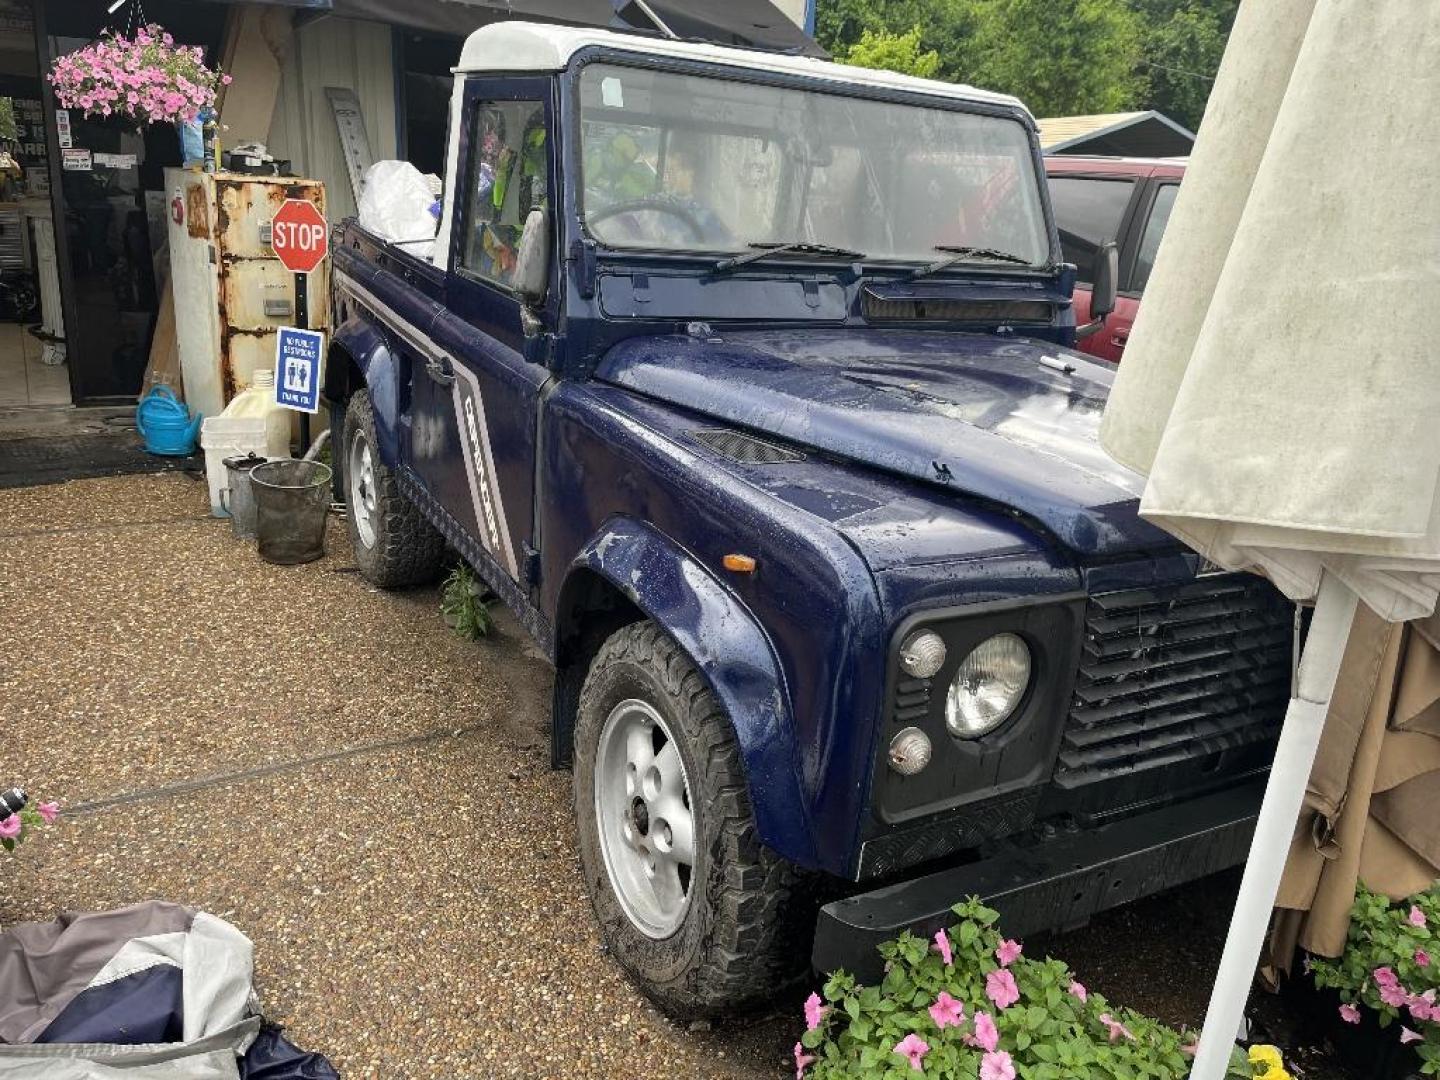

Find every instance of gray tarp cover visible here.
[0,903,259,1078]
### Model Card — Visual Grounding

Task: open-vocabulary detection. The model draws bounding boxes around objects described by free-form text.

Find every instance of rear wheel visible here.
[342,390,445,587]
[574,621,812,1017]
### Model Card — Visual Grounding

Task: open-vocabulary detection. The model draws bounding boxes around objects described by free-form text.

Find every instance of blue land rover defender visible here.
[324,21,1291,1016]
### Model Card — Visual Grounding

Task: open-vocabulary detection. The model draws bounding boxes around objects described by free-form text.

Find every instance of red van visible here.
[1046,156,1185,363]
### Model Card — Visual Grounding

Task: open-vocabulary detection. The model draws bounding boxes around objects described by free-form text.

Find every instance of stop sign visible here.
[271,199,328,274]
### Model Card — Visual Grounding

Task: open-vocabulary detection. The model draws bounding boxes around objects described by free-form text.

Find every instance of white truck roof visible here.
[455,21,1030,118]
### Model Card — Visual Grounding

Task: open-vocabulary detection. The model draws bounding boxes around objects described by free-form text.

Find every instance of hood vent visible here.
[691,428,806,465]
[862,294,1053,324]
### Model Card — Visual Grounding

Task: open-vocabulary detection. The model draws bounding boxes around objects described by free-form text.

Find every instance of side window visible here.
[1131,183,1179,294]
[459,99,548,290]
[1046,175,1135,284]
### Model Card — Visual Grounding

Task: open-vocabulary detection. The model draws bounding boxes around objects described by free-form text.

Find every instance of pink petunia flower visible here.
[1416,949,1431,968]
[995,939,1023,967]
[1408,989,1437,1023]
[980,1050,1017,1080]
[1380,982,1410,1009]
[1409,905,1428,929]
[0,815,19,840]
[35,801,59,824]
[1098,1012,1136,1043]
[928,991,964,1030]
[1374,966,1399,987]
[893,1033,929,1072]
[1068,979,1087,1004]
[1339,1003,1361,1024]
[803,992,826,1032]
[933,928,953,966]
[1400,1027,1423,1046]
[792,1041,814,1079]
[985,968,1020,1010]
[971,1010,999,1053]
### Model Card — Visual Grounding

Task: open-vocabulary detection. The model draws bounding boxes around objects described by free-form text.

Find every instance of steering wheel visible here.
[587,196,709,242]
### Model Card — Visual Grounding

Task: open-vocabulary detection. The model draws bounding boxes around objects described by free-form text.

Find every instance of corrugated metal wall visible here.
[266,17,398,223]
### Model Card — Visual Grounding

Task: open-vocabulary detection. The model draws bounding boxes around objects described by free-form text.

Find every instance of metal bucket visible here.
[219,453,269,540]
[250,459,334,565]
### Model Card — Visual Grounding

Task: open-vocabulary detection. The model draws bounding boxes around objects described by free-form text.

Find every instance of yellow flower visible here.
[1248,1045,1289,1078]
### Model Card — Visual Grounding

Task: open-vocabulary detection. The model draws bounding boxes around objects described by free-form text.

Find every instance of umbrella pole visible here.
[1189,571,1358,1080]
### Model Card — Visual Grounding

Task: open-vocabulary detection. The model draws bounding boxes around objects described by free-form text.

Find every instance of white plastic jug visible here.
[221,370,291,459]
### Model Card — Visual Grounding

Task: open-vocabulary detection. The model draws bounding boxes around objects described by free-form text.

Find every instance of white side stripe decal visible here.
[337,270,519,580]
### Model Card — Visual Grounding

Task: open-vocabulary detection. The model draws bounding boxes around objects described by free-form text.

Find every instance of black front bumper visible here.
[813,781,1262,982]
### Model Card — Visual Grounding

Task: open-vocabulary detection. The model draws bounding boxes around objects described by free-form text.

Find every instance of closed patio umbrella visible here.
[1097,0,1440,1076]
[1265,604,1440,983]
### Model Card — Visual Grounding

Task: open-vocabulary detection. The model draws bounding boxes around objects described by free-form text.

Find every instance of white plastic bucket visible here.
[200,417,267,517]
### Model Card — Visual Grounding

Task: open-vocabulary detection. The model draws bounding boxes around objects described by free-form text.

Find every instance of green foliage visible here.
[839,27,941,79]
[0,98,15,144]
[798,896,1260,1078]
[815,0,1235,125]
[1137,0,1237,131]
[440,563,494,641]
[1310,883,1439,1074]
[963,0,1145,117]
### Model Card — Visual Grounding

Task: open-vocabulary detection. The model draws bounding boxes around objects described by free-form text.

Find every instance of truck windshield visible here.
[578,63,1050,268]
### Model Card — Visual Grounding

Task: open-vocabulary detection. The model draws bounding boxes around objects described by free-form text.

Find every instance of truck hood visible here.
[595,329,1171,557]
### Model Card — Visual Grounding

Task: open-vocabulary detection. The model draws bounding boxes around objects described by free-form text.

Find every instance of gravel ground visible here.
[0,471,1355,1078]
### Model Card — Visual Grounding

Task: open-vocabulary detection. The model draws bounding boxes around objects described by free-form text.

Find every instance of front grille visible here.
[1054,574,1293,789]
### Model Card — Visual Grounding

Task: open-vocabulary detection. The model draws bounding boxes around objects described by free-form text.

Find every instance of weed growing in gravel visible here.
[796,896,1281,1079]
[441,563,494,640]
[1310,882,1438,1073]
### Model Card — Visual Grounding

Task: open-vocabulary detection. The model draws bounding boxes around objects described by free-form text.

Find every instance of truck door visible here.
[407,78,556,594]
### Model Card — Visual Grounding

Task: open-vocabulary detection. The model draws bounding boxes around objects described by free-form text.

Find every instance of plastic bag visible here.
[357,161,439,247]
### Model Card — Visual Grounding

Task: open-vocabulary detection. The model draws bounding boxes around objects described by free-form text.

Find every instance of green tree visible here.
[1135,0,1237,130]
[815,0,980,85]
[815,0,1144,116]
[838,26,941,78]
[964,0,1144,116]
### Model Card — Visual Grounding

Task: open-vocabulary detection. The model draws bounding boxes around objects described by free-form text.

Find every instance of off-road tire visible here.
[341,390,445,588]
[574,620,812,1017]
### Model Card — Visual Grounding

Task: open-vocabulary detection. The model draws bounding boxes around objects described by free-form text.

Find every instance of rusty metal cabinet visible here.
[165,170,330,422]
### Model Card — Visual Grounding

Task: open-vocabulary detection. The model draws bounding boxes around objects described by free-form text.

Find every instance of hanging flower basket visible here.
[47,24,231,127]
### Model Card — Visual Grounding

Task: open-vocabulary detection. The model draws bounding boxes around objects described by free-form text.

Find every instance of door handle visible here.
[424,356,456,386]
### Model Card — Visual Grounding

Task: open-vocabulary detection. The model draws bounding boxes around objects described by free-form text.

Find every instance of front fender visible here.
[571,517,818,867]
[329,314,402,467]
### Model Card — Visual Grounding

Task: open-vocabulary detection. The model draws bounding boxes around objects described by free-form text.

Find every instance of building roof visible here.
[315,0,822,54]
[455,21,1029,114]
[1038,110,1195,157]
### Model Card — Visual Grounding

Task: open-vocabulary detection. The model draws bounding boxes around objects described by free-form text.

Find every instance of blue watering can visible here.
[135,385,202,456]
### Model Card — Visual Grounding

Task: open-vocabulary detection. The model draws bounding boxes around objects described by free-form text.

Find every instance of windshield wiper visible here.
[908,245,1034,280]
[713,241,866,275]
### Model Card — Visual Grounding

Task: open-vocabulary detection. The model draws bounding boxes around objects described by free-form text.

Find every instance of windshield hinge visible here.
[570,238,598,299]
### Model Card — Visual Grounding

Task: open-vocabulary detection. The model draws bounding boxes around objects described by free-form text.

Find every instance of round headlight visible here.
[899,630,947,679]
[887,727,933,775]
[945,633,1032,738]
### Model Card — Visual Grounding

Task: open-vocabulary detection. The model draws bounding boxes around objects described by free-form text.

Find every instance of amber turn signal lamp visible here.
[722,554,757,574]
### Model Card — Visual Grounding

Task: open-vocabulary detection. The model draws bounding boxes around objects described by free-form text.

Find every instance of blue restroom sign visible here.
[274,327,325,414]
